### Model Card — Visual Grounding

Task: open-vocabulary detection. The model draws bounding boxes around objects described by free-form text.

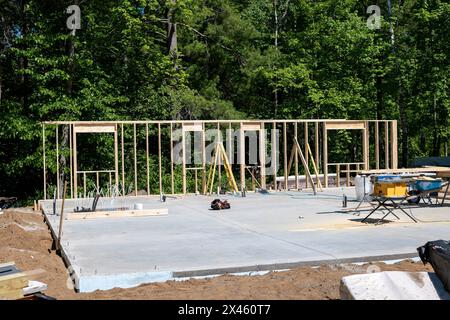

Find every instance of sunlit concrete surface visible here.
[41,188,450,292]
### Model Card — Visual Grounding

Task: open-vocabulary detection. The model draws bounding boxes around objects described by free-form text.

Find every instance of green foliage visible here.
[1,0,450,201]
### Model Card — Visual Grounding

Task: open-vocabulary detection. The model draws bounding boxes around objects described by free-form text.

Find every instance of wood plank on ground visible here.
[67,208,168,220]
[0,272,29,294]
[0,289,24,300]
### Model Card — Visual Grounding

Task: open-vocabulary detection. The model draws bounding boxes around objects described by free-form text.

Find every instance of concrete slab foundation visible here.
[40,188,450,292]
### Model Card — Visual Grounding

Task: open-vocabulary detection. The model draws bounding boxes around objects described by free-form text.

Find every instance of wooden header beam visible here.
[73,124,116,133]
[325,121,365,130]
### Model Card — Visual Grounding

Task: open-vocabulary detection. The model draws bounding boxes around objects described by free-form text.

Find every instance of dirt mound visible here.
[0,209,78,299]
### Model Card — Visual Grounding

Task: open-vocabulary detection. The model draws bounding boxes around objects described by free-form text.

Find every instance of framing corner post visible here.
[259,122,266,189]
[323,122,328,188]
[391,120,398,169]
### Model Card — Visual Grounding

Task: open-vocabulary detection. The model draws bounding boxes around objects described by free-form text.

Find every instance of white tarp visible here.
[340,271,450,300]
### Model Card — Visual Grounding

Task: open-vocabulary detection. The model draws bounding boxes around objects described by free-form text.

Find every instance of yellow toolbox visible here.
[373,181,408,197]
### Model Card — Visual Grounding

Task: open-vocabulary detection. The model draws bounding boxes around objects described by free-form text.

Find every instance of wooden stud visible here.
[182,124,186,194]
[385,121,389,169]
[259,122,266,189]
[391,121,398,169]
[195,169,198,193]
[69,124,73,199]
[283,122,288,190]
[304,122,308,189]
[133,123,138,196]
[336,165,340,187]
[345,164,350,187]
[315,122,319,170]
[114,124,119,195]
[73,125,77,198]
[170,123,174,195]
[227,123,232,166]
[121,124,125,195]
[294,123,299,190]
[239,122,245,191]
[362,121,369,170]
[56,125,60,199]
[272,122,277,190]
[146,123,150,195]
[375,121,380,170]
[83,172,86,198]
[158,123,163,194]
[42,124,47,200]
[217,123,222,192]
[109,171,112,197]
[201,123,206,194]
[323,123,328,188]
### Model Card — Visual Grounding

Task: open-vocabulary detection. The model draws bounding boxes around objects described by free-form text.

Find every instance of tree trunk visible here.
[167,0,177,59]
[398,91,408,167]
[0,66,2,105]
[19,0,29,109]
[432,94,439,156]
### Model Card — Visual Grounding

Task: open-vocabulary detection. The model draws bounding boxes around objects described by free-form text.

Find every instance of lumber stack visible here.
[0,262,48,300]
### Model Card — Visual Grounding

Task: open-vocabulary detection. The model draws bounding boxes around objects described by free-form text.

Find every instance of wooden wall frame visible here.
[42,119,398,199]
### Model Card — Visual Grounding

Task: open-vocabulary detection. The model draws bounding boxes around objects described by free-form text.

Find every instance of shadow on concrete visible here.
[349,217,394,225]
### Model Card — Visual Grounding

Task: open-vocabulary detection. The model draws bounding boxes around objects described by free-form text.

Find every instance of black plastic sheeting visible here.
[418,240,450,292]
[412,156,450,168]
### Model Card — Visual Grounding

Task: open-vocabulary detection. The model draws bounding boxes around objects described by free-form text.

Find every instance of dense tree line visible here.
[0,0,449,201]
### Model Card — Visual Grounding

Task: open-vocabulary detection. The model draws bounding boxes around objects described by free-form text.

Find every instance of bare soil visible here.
[0,208,433,300]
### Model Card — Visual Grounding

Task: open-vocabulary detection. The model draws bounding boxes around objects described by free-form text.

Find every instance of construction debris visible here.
[340,271,450,300]
[0,261,49,300]
[0,197,17,210]
[210,199,231,210]
[418,240,450,292]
